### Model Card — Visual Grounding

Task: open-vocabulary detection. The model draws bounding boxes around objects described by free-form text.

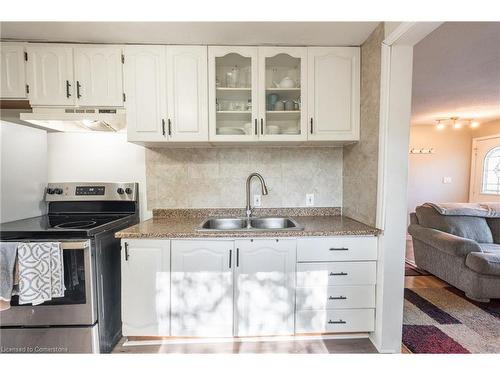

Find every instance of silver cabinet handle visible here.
[162,119,166,136]
[328,296,347,300]
[328,319,346,324]
[76,81,82,98]
[329,247,348,251]
[168,119,172,136]
[229,249,232,268]
[236,248,239,267]
[310,118,313,134]
[329,272,348,276]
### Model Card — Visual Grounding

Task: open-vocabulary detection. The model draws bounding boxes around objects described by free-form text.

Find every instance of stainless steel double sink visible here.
[196,217,303,232]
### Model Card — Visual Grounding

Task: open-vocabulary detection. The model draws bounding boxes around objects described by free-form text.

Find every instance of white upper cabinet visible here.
[124,46,167,142]
[0,43,27,99]
[170,240,234,337]
[125,46,208,143]
[26,45,74,106]
[307,47,360,141]
[121,240,170,337]
[208,46,259,142]
[259,47,307,141]
[166,46,208,142]
[234,239,296,336]
[74,46,123,107]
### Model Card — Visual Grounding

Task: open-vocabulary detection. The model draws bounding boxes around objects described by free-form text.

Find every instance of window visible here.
[482,146,500,194]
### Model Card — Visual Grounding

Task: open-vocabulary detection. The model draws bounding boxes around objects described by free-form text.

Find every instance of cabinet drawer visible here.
[297,237,377,262]
[295,309,375,333]
[296,261,376,287]
[296,285,375,310]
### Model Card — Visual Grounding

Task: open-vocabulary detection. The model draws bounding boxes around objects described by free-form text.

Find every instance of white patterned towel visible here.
[17,242,65,305]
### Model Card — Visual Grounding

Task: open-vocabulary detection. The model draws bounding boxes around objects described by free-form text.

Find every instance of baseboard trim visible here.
[123,333,370,347]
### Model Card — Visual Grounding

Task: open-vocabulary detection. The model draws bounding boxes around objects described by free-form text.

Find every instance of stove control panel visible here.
[45,182,138,202]
[76,186,106,196]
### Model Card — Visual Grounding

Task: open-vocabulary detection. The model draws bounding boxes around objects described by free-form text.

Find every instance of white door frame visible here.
[469,134,500,202]
[371,22,442,353]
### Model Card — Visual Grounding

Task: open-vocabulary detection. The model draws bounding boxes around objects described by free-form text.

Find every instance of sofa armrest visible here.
[408,224,482,257]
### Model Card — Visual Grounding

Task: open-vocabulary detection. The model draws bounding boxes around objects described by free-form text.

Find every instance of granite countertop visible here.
[115,208,381,239]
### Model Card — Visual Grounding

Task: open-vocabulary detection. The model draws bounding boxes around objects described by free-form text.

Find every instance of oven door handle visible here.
[60,241,90,250]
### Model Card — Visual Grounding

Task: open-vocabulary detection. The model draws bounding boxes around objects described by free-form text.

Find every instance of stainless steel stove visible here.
[0,182,139,353]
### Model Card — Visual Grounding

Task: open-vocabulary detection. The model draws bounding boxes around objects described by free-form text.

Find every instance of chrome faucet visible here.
[245,172,269,220]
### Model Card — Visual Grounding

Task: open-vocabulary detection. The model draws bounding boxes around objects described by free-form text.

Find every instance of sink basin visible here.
[197,217,303,232]
[250,217,299,230]
[200,218,247,230]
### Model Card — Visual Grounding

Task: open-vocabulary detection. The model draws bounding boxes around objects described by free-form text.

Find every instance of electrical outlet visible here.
[306,193,314,206]
[443,177,452,184]
[253,194,262,207]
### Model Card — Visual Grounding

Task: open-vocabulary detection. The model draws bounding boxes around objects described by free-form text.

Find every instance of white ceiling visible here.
[411,22,500,125]
[0,22,379,46]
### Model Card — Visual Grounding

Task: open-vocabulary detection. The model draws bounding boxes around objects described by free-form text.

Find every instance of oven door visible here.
[0,240,97,327]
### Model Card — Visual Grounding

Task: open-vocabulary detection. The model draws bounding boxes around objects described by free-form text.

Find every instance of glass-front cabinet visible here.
[258,47,307,141]
[208,47,259,141]
[208,46,307,142]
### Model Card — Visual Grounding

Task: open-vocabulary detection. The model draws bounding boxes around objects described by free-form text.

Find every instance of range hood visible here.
[20,107,126,132]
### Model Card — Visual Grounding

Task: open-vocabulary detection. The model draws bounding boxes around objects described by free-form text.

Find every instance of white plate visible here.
[217,127,245,135]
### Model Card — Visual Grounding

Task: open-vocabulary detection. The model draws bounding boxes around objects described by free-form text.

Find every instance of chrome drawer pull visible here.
[329,272,348,276]
[328,296,347,300]
[329,247,349,251]
[328,319,346,324]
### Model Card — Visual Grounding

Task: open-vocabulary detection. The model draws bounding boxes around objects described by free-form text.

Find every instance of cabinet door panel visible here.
[171,240,234,337]
[121,240,170,336]
[258,47,307,141]
[234,239,296,336]
[0,43,26,99]
[308,47,360,141]
[208,46,259,142]
[26,45,74,106]
[124,46,167,142]
[167,46,208,141]
[74,46,123,107]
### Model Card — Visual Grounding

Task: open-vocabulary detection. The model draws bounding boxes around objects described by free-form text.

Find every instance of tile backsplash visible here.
[146,147,342,209]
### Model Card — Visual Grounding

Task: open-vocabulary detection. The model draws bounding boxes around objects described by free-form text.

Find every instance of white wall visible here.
[407,124,473,214]
[0,121,47,223]
[47,132,151,220]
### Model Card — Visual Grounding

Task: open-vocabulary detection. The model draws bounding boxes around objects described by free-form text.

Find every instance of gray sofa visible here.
[408,205,500,302]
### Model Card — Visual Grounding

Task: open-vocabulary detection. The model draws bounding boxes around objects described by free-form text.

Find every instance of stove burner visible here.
[55,220,97,229]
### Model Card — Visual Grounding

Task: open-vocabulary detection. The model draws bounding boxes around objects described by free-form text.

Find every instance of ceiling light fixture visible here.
[452,117,461,129]
[470,120,480,128]
[436,120,445,130]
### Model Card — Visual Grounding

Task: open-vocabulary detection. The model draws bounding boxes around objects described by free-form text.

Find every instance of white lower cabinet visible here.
[294,236,377,335]
[121,239,170,336]
[234,239,296,336]
[170,240,234,337]
[120,236,377,338]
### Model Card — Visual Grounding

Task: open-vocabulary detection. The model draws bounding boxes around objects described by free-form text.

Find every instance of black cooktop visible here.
[0,213,135,240]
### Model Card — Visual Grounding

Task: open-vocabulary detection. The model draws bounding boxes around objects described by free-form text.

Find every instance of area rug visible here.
[405,261,430,276]
[403,286,500,353]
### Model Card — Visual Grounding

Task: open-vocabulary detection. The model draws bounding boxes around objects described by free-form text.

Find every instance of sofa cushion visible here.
[486,218,500,244]
[466,252,500,276]
[477,243,500,254]
[415,205,493,243]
